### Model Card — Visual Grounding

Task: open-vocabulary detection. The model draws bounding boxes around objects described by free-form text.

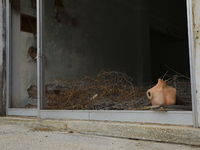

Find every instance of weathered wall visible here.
[192,0,200,127]
[11,0,37,108]
[149,0,189,82]
[44,0,151,84]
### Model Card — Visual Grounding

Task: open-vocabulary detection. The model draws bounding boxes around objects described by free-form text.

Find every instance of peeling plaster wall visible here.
[149,0,189,82]
[44,0,151,84]
[11,0,37,108]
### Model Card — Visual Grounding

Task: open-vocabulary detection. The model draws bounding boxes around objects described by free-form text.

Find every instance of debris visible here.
[45,70,150,110]
[26,70,191,110]
[68,131,73,133]
[90,94,98,100]
[25,103,37,108]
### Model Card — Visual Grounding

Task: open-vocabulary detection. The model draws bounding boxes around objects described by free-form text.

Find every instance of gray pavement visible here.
[0,124,199,150]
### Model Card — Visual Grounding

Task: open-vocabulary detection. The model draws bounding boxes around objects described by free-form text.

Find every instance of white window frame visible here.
[6,0,198,127]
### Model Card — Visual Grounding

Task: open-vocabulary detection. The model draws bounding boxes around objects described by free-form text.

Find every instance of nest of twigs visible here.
[45,70,151,110]
[45,70,191,110]
[164,74,191,106]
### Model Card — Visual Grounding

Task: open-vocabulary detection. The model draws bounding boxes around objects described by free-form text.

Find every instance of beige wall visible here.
[192,0,200,127]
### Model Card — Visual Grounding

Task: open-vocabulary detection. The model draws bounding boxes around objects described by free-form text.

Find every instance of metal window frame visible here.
[7,108,37,116]
[186,0,199,127]
[6,0,11,115]
[39,110,193,126]
[5,0,198,127]
[37,0,45,117]
[5,0,37,117]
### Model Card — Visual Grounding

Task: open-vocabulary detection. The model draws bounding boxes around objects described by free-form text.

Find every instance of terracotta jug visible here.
[147,79,177,105]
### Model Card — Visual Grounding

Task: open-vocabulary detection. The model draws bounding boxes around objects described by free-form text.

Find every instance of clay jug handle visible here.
[147,90,153,100]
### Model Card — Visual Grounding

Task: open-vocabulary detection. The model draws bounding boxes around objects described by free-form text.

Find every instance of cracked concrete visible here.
[0,124,199,150]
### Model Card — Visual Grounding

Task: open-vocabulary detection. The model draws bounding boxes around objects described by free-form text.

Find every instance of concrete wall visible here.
[44,0,151,85]
[11,0,37,108]
[149,0,189,82]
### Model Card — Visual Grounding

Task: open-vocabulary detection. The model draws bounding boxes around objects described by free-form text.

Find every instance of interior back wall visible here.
[149,0,189,82]
[44,0,151,84]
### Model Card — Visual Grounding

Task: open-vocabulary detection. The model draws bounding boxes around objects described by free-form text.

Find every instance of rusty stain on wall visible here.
[28,46,37,59]
[11,0,21,13]
[192,0,198,62]
[192,0,196,29]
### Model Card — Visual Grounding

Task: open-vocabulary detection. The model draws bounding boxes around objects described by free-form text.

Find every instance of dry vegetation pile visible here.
[45,70,191,110]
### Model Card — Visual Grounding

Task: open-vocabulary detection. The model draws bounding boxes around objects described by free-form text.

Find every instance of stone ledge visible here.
[0,117,200,146]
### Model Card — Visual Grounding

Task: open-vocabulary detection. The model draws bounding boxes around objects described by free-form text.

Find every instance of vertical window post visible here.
[6,0,11,115]
[37,0,45,117]
[187,0,199,127]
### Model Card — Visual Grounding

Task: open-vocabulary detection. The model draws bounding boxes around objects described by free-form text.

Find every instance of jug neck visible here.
[156,79,167,88]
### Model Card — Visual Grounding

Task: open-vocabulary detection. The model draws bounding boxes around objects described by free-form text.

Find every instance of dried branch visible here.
[165,65,190,80]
